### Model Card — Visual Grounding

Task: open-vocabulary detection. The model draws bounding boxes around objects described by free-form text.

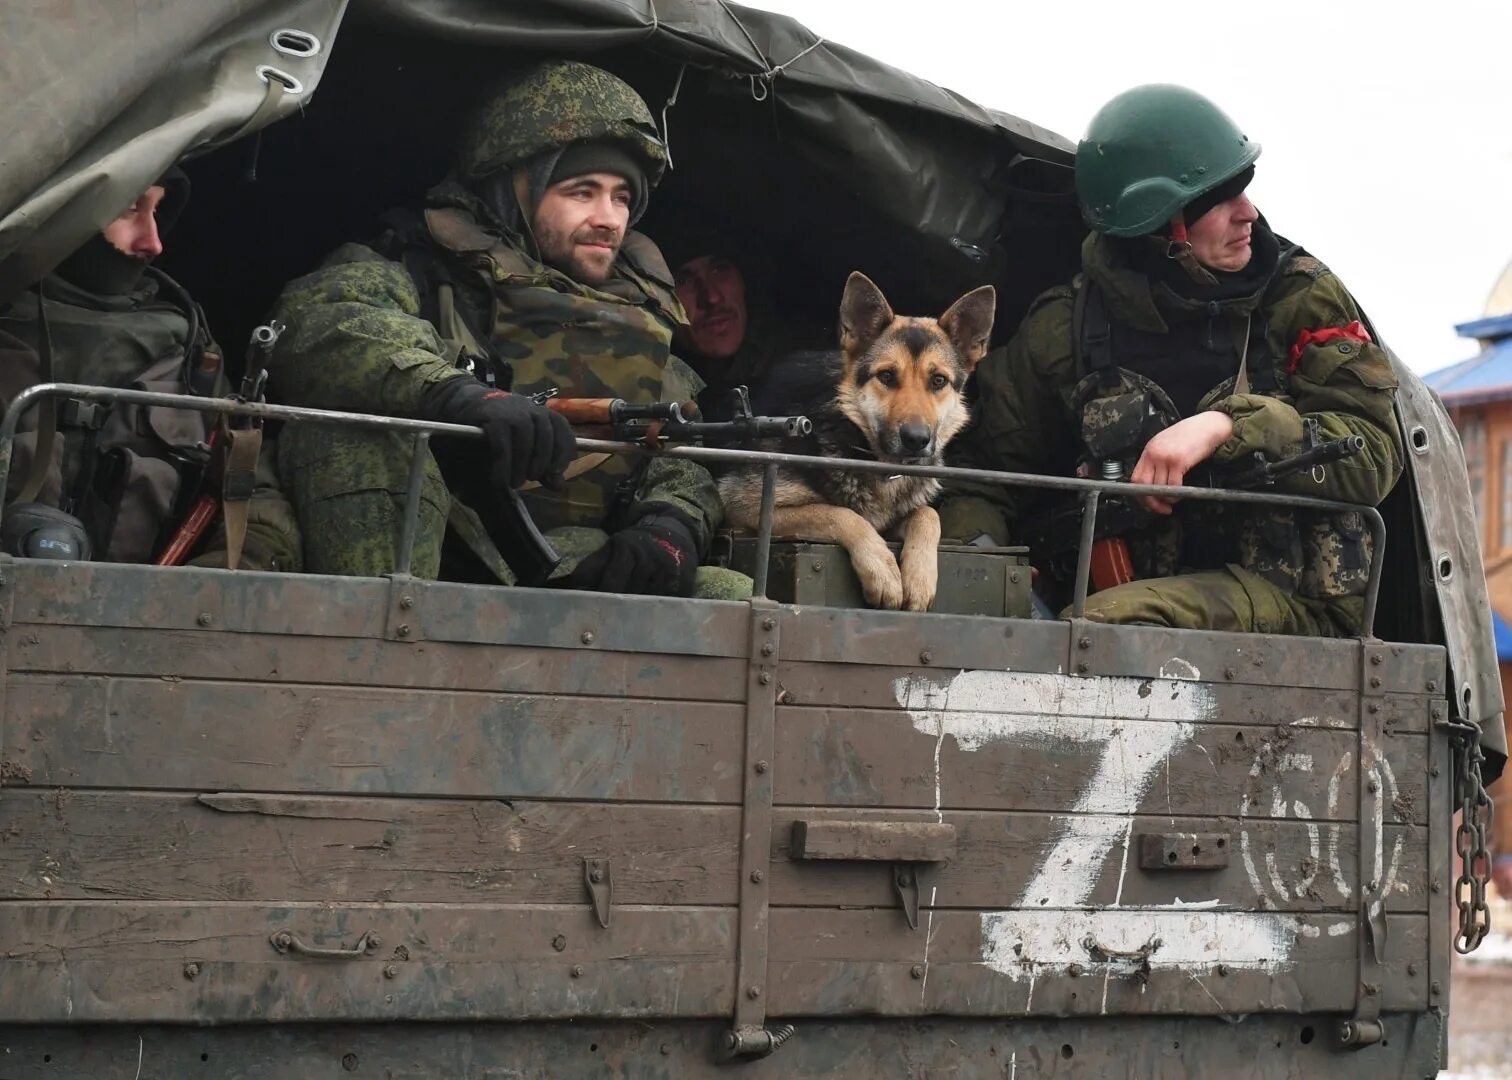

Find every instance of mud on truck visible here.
[0,2,1503,1078]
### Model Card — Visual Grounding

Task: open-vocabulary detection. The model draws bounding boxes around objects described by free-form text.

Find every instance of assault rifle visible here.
[1026,422,1367,594]
[491,386,811,586]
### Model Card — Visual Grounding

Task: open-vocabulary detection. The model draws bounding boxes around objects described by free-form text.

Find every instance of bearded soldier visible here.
[940,85,1403,635]
[268,60,749,599]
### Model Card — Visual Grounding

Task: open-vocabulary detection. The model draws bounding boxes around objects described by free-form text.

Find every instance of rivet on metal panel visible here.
[1224,668,1236,680]
[755,760,769,774]
[1077,636,1091,650]
[1367,780,1379,794]
[383,964,398,979]
[1370,654,1383,666]
[367,935,381,950]
[581,630,595,645]
[1432,879,1442,893]
[750,870,764,884]
[1010,571,1020,583]
[1427,680,1438,692]
[1367,879,1379,893]
[760,642,775,656]
[196,612,213,627]
[747,985,762,999]
[396,624,411,638]
[911,964,925,979]
[661,1044,671,1056]
[1067,963,1083,977]
[1076,662,1089,674]
[762,616,776,631]
[1432,981,1442,995]
[399,596,414,610]
[1216,964,1228,977]
[571,965,584,978]
[759,671,772,685]
[552,935,567,952]
[1431,766,1441,777]
[1364,983,1379,996]
[1367,703,1379,714]
[920,649,933,665]
[1407,963,1419,976]
[183,963,199,980]
[342,1054,359,1072]
[1369,676,1381,689]
[811,560,823,572]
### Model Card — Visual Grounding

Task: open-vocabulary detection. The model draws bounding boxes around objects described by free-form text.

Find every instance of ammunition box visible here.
[716,534,1032,617]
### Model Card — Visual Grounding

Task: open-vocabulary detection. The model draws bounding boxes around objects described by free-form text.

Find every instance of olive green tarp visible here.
[0,0,1501,771]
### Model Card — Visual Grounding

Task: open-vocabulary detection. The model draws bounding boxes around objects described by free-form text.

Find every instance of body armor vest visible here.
[420,207,687,533]
[1070,255,1371,603]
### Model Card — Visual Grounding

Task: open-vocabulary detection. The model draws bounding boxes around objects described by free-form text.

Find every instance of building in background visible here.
[1425,258,1512,867]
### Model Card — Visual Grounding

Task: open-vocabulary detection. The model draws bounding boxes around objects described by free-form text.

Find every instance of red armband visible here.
[1285,320,1372,373]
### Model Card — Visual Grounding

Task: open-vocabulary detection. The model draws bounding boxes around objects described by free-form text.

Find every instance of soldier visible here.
[939,85,1403,635]
[660,219,834,422]
[269,60,749,599]
[0,169,301,570]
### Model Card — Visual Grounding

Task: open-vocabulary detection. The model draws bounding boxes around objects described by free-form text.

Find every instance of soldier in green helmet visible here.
[940,85,1403,635]
[267,60,751,600]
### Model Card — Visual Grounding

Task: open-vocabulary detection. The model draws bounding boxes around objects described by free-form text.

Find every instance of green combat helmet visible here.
[1076,84,1260,238]
[457,60,667,187]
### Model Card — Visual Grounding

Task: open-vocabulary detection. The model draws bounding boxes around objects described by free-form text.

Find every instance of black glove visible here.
[562,512,700,597]
[418,378,575,491]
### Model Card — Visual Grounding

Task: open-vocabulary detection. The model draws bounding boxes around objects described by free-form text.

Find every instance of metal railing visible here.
[0,383,1388,636]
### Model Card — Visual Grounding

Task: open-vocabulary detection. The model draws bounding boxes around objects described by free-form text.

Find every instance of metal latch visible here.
[791,820,955,931]
[584,857,612,928]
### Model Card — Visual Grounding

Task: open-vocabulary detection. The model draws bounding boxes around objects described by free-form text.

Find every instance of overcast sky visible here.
[748,0,1512,375]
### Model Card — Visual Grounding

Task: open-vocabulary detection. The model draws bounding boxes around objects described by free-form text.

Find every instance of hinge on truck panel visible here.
[1341,642,1387,1049]
[583,858,612,928]
[719,600,791,1063]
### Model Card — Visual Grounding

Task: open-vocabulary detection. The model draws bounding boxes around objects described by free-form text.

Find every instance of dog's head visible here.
[835,272,996,465]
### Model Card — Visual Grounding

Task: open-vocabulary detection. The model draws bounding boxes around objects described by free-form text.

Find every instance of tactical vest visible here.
[411,207,689,533]
[1069,254,1372,603]
[0,271,218,562]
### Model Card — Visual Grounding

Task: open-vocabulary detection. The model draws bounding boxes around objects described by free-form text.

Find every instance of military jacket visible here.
[940,232,1404,607]
[0,273,301,568]
[268,195,723,561]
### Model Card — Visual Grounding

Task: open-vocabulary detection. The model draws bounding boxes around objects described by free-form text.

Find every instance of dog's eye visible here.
[929,373,950,391]
[874,369,898,387]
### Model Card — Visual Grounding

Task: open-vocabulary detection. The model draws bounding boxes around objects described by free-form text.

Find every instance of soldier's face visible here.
[533,172,631,284]
[101,185,167,259]
[675,255,748,360]
[1187,191,1259,272]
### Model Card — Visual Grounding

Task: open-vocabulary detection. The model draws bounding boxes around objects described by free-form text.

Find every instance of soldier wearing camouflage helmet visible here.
[267,60,750,599]
[939,85,1403,635]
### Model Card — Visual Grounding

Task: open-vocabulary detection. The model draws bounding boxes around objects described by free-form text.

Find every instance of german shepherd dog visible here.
[721,272,995,610]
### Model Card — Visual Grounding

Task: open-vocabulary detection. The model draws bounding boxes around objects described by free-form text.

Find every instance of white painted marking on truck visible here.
[894,669,1325,977]
[1112,821,1134,907]
[1159,658,1201,681]
[1327,922,1352,936]
[1327,752,1351,897]
[979,910,1315,979]
[1292,801,1320,899]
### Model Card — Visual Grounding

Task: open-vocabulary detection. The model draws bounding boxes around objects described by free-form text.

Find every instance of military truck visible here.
[0,3,1502,1077]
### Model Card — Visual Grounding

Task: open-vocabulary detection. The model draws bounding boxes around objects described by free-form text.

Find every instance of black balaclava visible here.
[54,166,190,297]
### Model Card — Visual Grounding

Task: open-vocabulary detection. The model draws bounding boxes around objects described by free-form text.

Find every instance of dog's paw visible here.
[900,545,939,612]
[853,541,904,610]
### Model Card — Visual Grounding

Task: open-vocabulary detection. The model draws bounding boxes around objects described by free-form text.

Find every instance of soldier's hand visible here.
[1131,411,1234,515]
[419,378,576,490]
[560,513,700,597]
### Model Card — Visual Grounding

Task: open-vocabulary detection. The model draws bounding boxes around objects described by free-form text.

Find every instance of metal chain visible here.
[1449,717,1493,953]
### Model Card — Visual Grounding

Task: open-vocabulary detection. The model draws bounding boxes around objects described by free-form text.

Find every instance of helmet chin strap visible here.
[1164,214,1218,287]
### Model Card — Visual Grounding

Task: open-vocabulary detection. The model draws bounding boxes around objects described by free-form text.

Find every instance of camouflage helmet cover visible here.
[458,60,667,187]
[1076,84,1261,238]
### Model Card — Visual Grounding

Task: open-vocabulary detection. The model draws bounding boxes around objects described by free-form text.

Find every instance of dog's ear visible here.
[839,272,895,358]
[938,285,997,370]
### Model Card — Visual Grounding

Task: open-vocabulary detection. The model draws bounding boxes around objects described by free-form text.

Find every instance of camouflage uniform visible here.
[0,271,301,569]
[267,61,749,600]
[940,230,1403,635]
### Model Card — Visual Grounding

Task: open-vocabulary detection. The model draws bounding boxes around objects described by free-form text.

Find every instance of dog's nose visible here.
[899,423,933,455]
